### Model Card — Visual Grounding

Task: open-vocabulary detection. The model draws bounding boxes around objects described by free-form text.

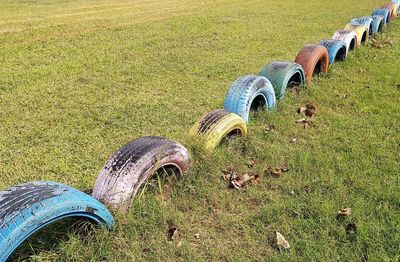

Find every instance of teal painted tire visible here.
[259,62,305,99]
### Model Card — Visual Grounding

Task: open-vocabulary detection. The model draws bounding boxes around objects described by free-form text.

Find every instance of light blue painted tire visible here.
[259,62,305,100]
[0,181,114,261]
[369,15,385,33]
[350,17,374,35]
[372,9,391,24]
[319,40,347,64]
[223,75,276,122]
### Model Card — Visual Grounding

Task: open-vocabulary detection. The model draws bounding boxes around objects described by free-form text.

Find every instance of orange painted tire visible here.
[382,3,398,19]
[294,44,329,83]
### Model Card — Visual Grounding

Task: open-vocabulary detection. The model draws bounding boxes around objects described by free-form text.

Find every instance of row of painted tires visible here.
[1,2,399,261]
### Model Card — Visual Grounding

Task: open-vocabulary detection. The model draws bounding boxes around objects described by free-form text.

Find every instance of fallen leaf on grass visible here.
[345,223,357,234]
[266,165,289,177]
[167,227,182,247]
[222,169,259,189]
[247,159,257,168]
[168,227,179,242]
[295,118,314,129]
[298,102,317,118]
[276,232,290,249]
[264,124,276,133]
[338,208,352,217]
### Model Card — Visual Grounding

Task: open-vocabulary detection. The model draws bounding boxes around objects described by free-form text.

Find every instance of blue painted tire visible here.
[370,15,385,33]
[319,40,347,64]
[350,17,374,35]
[259,62,305,100]
[372,9,391,24]
[0,181,114,261]
[223,75,276,122]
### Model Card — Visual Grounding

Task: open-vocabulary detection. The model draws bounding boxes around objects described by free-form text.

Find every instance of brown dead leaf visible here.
[295,118,314,129]
[304,108,315,118]
[345,223,357,235]
[306,102,316,111]
[276,231,290,249]
[222,170,259,189]
[247,159,257,168]
[266,165,289,178]
[338,208,352,217]
[264,124,276,133]
[297,107,307,114]
[168,227,179,242]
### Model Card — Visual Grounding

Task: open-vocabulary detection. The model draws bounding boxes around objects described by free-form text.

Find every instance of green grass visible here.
[1,0,399,260]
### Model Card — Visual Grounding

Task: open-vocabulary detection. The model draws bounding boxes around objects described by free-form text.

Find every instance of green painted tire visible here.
[259,62,305,100]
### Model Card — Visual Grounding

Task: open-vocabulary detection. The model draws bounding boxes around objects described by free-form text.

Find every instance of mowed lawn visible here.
[0,0,399,260]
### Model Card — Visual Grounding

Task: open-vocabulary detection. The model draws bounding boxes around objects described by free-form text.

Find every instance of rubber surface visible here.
[332,30,358,54]
[0,181,114,261]
[392,0,400,13]
[319,40,347,64]
[189,109,247,152]
[372,9,391,24]
[350,17,374,35]
[259,62,305,100]
[381,3,398,20]
[370,15,385,33]
[294,44,329,83]
[223,75,276,121]
[344,24,369,46]
[92,136,190,211]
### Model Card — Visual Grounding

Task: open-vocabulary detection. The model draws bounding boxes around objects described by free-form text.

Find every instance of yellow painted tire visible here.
[189,109,247,152]
[344,24,369,46]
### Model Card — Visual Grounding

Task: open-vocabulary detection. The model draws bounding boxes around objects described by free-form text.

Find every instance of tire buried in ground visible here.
[319,40,347,64]
[294,44,329,83]
[259,62,305,100]
[344,24,369,46]
[381,3,398,19]
[370,15,385,33]
[189,109,247,152]
[372,9,391,24]
[0,181,114,261]
[223,75,276,121]
[332,30,358,54]
[350,17,374,35]
[92,136,190,212]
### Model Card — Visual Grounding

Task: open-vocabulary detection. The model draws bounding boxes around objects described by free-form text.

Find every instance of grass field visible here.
[1,0,400,260]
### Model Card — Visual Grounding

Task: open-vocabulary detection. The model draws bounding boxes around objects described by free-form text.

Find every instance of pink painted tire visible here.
[92,136,190,212]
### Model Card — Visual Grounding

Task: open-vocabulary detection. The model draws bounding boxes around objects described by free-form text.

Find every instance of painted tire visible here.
[92,136,190,211]
[350,17,374,35]
[370,15,385,33]
[319,40,347,64]
[189,109,247,152]
[259,62,305,100]
[344,24,369,46]
[381,3,398,19]
[223,75,276,121]
[332,30,358,54]
[372,9,391,24]
[392,0,400,13]
[294,44,329,83]
[0,181,114,261]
